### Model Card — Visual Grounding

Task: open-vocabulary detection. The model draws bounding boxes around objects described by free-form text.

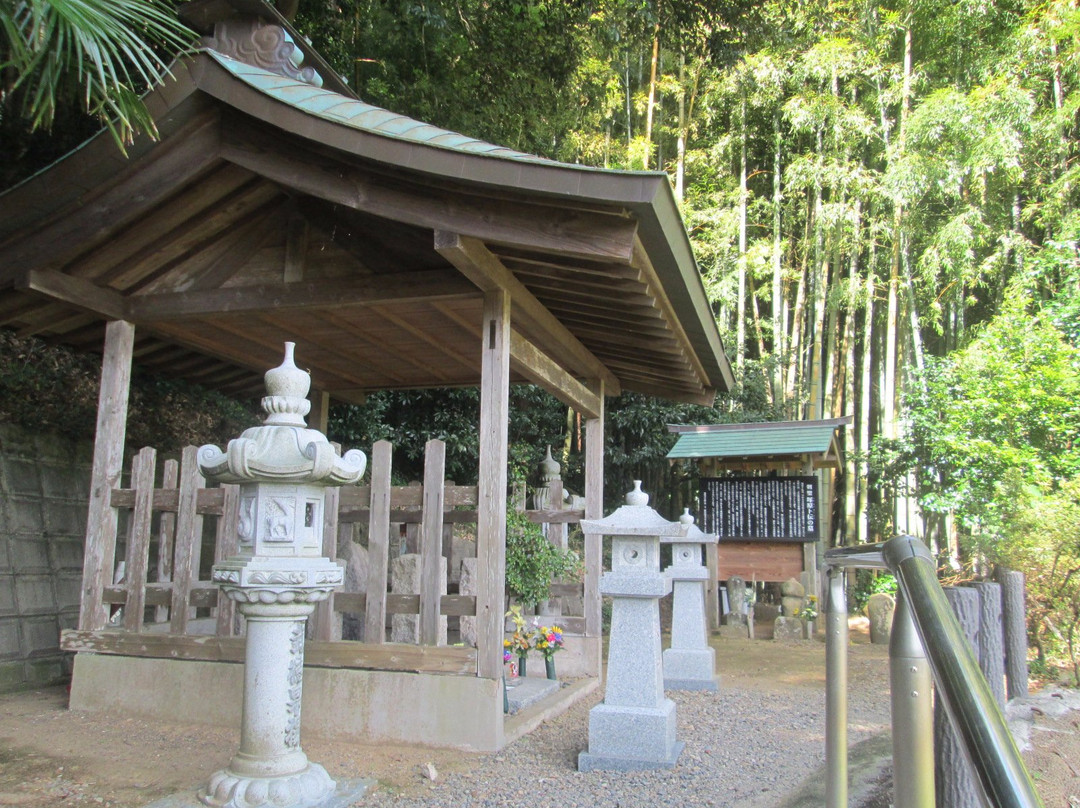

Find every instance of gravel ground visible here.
[364,638,894,808]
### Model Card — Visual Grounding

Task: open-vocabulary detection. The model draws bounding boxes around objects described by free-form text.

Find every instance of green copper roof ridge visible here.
[203,49,670,176]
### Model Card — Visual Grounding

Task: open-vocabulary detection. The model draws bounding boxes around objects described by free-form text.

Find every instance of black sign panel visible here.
[700,477,818,542]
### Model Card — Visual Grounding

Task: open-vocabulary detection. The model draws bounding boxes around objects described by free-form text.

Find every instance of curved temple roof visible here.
[0,5,731,410]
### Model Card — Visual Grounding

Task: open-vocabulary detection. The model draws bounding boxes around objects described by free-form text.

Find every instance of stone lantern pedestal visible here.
[578,482,688,772]
[196,343,366,808]
[662,510,718,692]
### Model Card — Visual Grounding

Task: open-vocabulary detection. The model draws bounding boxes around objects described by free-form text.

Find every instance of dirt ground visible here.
[0,626,1076,808]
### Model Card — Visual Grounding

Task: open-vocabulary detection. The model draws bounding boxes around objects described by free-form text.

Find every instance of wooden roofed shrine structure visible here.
[0,0,731,750]
[666,418,851,611]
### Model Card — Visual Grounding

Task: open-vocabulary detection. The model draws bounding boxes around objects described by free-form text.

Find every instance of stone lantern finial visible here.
[261,341,311,427]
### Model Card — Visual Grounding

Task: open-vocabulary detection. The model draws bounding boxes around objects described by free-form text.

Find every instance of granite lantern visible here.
[196,343,367,808]
[661,509,719,691]
[578,482,688,772]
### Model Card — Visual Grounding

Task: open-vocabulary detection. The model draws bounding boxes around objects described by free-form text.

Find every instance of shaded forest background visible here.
[3,0,1080,676]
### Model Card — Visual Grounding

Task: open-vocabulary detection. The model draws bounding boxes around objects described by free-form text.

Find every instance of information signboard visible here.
[699,476,819,542]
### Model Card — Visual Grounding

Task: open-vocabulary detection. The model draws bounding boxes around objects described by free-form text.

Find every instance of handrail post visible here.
[890,587,936,808]
[825,565,848,808]
[884,536,1044,808]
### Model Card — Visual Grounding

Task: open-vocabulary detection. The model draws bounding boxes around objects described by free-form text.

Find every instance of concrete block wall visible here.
[0,424,93,691]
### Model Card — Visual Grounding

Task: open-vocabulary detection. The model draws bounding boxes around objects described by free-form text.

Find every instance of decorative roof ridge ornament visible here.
[202,18,323,88]
[199,342,366,485]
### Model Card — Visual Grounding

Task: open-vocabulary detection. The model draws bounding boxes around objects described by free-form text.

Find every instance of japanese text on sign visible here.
[699,477,818,542]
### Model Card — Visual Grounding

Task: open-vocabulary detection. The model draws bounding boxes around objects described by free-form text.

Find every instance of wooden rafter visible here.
[0,113,223,282]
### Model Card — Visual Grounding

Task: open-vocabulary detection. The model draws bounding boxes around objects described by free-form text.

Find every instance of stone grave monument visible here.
[197,343,368,808]
[773,577,808,641]
[578,482,687,772]
[661,509,718,691]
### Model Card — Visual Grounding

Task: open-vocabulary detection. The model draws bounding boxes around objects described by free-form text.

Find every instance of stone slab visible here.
[143,777,374,808]
[662,647,717,689]
[70,654,506,752]
[716,623,749,640]
[663,676,719,692]
[582,699,679,763]
[578,741,685,772]
[504,676,559,715]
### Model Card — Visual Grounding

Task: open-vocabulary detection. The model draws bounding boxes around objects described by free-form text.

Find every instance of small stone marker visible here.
[578,482,687,772]
[867,592,895,645]
[661,510,718,692]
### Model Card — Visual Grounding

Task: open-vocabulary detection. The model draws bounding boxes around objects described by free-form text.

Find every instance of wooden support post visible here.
[583,382,605,650]
[312,390,331,434]
[215,484,241,637]
[476,289,510,680]
[154,459,178,624]
[420,439,446,645]
[79,320,135,631]
[705,540,719,631]
[122,446,156,632]
[364,440,393,644]
[313,485,341,641]
[169,446,205,634]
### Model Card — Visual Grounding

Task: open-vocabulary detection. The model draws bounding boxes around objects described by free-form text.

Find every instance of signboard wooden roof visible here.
[0,1,732,413]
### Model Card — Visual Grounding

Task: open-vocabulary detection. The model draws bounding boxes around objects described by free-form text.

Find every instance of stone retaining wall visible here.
[0,424,93,691]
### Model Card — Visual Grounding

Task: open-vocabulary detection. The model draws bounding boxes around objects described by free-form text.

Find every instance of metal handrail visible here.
[823,535,1044,808]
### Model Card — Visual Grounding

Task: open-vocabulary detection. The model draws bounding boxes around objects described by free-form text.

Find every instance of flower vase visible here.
[517,654,527,678]
[503,674,510,713]
[545,657,556,680]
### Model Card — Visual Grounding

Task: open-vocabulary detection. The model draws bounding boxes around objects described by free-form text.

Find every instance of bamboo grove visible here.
[295,0,1080,561]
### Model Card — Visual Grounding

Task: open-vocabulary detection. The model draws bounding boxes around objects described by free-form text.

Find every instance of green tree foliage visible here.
[893,292,1080,553]
[504,506,580,608]
[0,0,195,150]
[1002,479,1080,685]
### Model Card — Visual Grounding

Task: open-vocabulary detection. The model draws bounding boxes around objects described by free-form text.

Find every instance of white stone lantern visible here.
[661,509,718,691]
[577,481,688,772]
[196,343,366,808]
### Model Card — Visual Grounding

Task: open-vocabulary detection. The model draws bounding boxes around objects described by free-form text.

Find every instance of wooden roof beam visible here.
[220,121,638,264]
[434,231,620,395]
[509,332,602,419]
[434,300,600,418]
[126,269,475,321]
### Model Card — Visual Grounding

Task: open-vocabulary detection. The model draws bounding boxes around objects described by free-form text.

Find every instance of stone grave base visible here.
[578,699,682,771]
[504,676,560,715]
[662,647,718,691]
[716,623,750,640]
[773,616,810,642]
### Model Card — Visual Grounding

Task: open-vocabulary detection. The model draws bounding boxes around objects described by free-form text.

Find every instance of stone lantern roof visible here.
[580,481,689,538]
[198,343,366,486]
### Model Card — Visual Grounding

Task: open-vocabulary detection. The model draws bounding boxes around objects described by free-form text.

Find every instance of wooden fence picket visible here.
[170,446,204,634]
[122,446,156,632]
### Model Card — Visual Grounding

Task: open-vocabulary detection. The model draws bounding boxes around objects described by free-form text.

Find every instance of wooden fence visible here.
[60,438,585,676]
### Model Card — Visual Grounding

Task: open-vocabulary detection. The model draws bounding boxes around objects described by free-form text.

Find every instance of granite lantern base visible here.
[578,572,684,772]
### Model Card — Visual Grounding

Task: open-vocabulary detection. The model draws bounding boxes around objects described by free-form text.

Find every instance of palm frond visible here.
[1,0,196,149]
